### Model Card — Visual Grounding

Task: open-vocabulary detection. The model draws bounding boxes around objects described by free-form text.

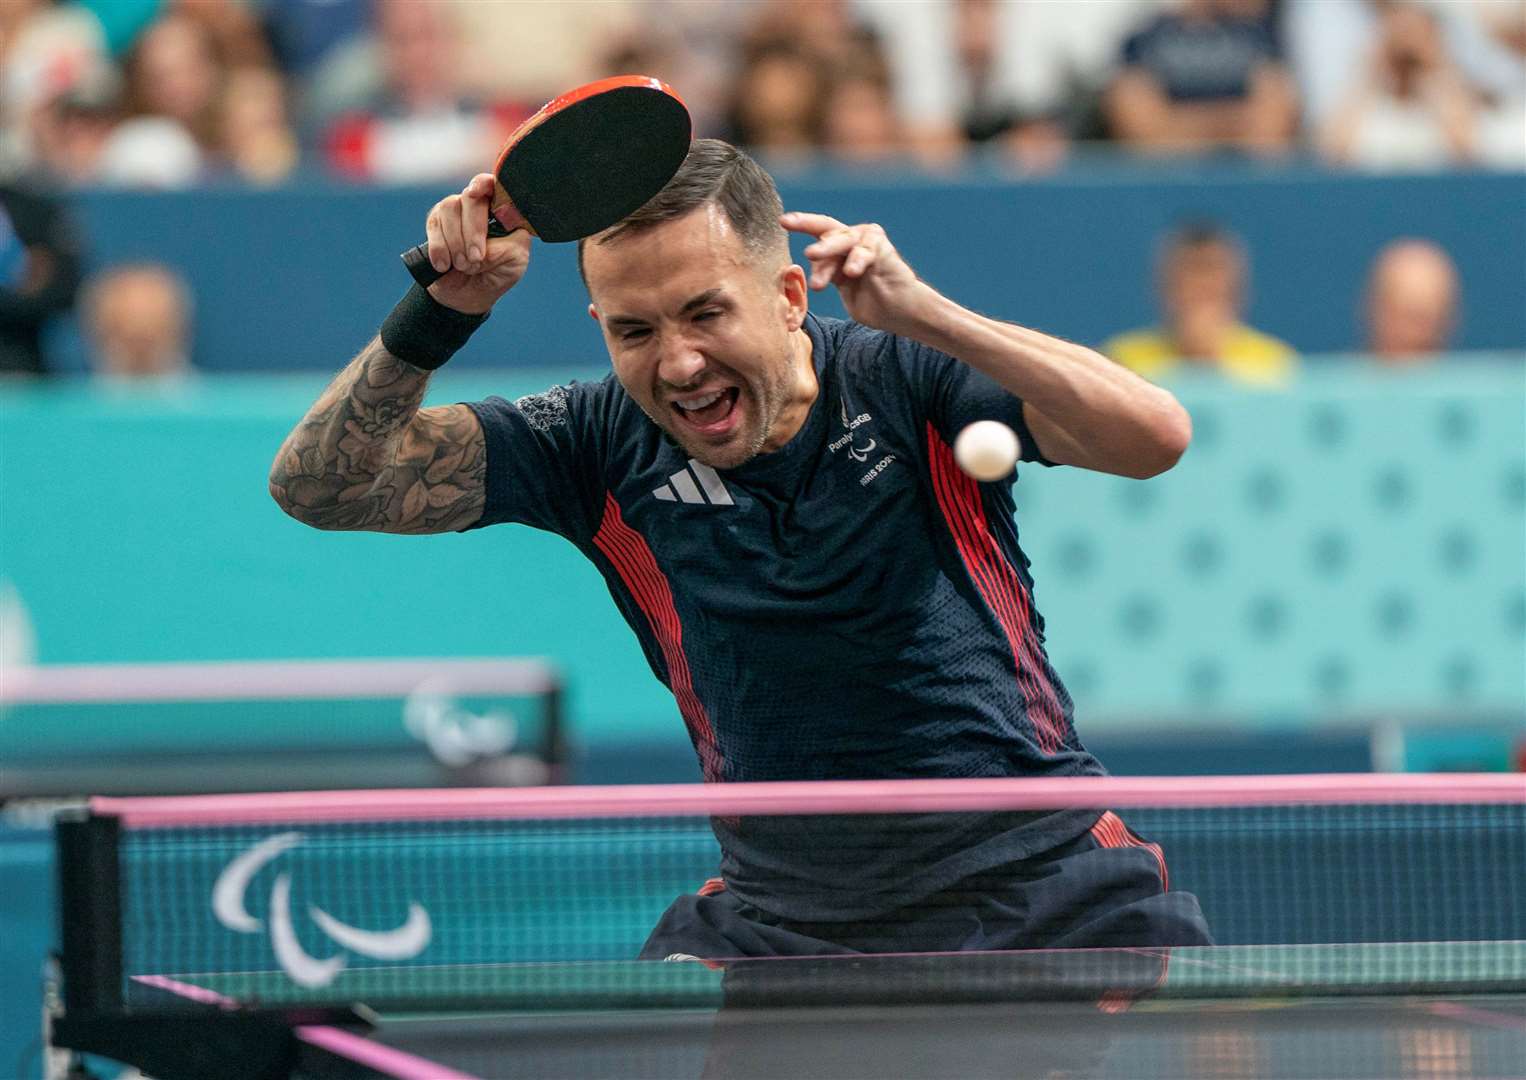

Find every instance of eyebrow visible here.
[605,289,727,329]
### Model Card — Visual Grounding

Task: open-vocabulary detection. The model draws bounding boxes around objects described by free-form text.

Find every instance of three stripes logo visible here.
[652,460,735,507]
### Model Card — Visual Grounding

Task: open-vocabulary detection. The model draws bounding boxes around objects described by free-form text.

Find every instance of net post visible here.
[54,809,123,1015]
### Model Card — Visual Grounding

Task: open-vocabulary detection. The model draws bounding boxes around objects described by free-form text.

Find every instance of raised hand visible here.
[424,173,532,315]
[781,211,935,337]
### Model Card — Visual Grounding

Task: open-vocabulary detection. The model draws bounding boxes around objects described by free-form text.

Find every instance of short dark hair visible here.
[1166,219,1239,254]
[577,139,786,287]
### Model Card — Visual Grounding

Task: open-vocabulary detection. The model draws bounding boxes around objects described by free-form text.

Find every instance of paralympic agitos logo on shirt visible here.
[831,400,896,485]
[212,832,432,987]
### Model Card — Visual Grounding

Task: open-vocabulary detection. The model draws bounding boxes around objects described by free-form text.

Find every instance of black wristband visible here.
[379,284,488,371]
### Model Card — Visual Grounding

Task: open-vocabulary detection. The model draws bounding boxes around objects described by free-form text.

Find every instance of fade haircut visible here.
[577,138,787,287]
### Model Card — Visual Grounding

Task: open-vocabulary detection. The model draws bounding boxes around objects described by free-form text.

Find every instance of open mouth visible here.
[670,387,740,437]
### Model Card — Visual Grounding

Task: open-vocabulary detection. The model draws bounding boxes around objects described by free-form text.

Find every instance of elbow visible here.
[268,458,328,530]
[268,473,308,525]
[1130,397,1193,479]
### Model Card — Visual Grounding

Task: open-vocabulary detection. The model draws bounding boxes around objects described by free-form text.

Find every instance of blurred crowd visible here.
[0,0,1518,380]
[2,0,1523,187]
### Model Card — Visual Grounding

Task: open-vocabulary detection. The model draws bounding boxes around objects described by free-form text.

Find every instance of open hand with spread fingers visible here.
[781,212,939,338]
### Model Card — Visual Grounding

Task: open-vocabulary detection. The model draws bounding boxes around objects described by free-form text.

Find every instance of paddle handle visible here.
[401,244,443,287]
[400,217,515,287]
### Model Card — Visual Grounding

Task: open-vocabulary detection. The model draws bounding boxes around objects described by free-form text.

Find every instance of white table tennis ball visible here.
[954,420,1020,481]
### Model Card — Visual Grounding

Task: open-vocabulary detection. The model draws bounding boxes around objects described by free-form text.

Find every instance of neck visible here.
[762,324,820,452]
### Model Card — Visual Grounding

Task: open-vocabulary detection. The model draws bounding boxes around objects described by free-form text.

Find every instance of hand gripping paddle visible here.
[402,75,692,286]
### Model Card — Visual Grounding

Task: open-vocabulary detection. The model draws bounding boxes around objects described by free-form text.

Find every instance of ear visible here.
[779,263,808,332]
[587,303,600,325]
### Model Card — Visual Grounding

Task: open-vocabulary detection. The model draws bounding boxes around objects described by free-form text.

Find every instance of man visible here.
[81,263,194,381]
[1105,0,1298,156]
[1364,238,1459,363]
[270,140,1209,958]
[1105,221,1296,386]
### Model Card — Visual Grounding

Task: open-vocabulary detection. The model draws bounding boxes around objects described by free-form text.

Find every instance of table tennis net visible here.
[59,776,1526,1013]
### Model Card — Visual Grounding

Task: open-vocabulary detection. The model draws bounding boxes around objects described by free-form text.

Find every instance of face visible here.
[137,17,219,124]
[584,206,813,470]
[1162,241,1243,321]
[92,272,187,375]
[822,78,898,159]
[1369,259,1455,358]
[737,53,821,149]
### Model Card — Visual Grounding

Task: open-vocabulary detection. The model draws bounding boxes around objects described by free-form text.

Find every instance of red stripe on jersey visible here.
[1089,811,1125,849]
[925,429,1048,748]
[1091,811,1169,892]
[593,493,724,782]
[925,424,1067,754]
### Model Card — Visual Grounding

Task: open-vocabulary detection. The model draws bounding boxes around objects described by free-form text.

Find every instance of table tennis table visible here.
[44,775,1526,1079]
[54,942,1526,1079]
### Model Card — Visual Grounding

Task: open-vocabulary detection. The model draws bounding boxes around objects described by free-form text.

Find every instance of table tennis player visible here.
[269,138,1212,959]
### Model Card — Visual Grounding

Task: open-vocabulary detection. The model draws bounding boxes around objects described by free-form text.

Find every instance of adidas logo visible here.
[652,460,735,506]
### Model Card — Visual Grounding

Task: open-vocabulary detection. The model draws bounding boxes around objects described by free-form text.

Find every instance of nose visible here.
[656,331,707,388]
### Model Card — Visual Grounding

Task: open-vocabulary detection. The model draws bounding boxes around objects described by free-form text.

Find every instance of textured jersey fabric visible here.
[465,313,1104,920]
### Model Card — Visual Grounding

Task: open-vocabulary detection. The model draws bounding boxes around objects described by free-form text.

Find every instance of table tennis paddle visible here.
[401,75,692,286]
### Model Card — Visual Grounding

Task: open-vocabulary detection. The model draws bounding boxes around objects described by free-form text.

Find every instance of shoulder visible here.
[471,371,651,449]
[1227,325,1297,361]
[807,313,909,390]
[1102,328,1176,376]
[809,313,892,363]
[1222,326,1298,384]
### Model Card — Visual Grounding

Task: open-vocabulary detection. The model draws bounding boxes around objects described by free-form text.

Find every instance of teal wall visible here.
[2,362,1522,758]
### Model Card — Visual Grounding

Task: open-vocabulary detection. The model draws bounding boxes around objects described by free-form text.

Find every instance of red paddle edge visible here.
[488,75,689,236]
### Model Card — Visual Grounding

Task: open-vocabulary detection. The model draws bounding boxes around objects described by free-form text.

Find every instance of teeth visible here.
[675,390,725,411]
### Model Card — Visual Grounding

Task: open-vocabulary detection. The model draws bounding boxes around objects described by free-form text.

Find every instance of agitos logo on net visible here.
[211,832,432,987]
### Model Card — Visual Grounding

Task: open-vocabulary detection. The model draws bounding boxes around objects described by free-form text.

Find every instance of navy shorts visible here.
[640,812,1212,959]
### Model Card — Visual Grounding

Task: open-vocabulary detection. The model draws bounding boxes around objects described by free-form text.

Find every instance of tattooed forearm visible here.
[268,337,487,533]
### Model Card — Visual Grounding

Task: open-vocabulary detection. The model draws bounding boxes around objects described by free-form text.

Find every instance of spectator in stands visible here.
[28,63,121,186]
[81,263,194,380]
[174,0,275,70]
[122,12,224,153]
[220,65,299,184]
[1289,0,1521,163]
[1363,238,1459,362]
[1318,2,1481,169]
[734,0,911,155]
[0,178,82,377]
[322,0,516,182]
[448,0,640,112]
[619,2,749,139]
[949,0,1069,172]
[0,0,112,168]
[725,41,828,158]
[1443,0,1526,166]
[1104,221,1296,386]
[820,59,908,162]
[1105,0,1298,155]
[744,0,884,72]
[261,0,371,82]
[102,11,227,186]
[833,0,1162,166]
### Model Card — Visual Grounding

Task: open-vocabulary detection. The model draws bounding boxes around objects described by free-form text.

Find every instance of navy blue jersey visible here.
[1121,14,1279,103]
[466,314,1104,920]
